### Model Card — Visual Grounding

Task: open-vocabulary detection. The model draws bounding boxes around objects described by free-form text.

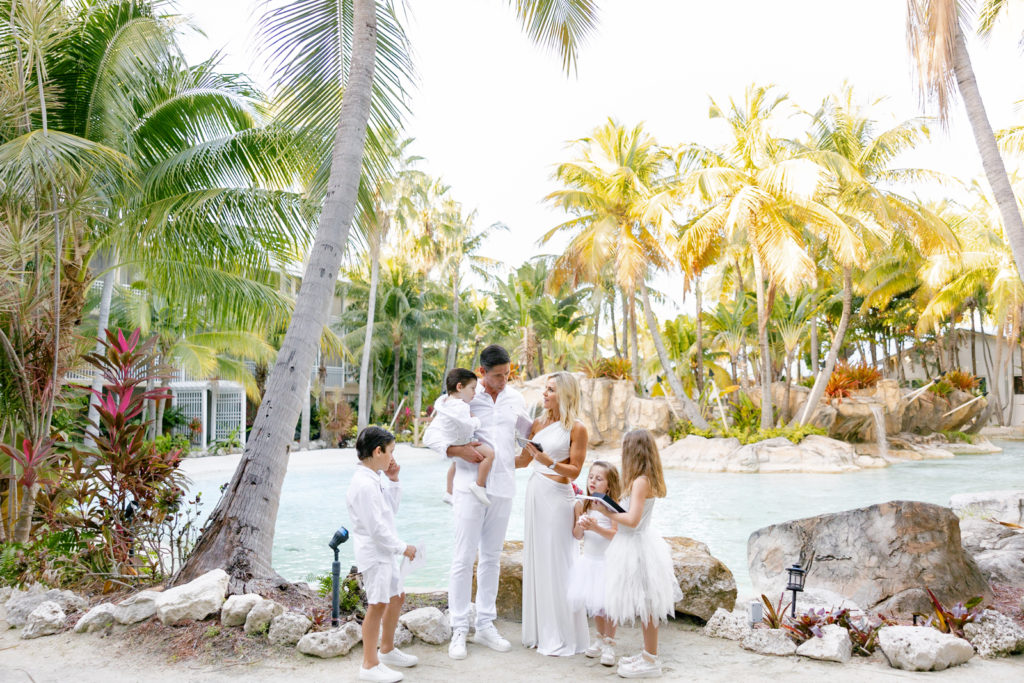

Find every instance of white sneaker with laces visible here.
[471,624,512,652]
[442,492,453,506]
[600,638,616,666]
[584,638,603,658]
[449,627,468,660]
[468,484,491,506]
[617,653,662,679]
[358,663,403,682]
[618,652,644,667]
[378,647,418,668]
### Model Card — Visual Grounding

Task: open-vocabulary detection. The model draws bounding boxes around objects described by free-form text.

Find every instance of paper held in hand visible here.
[575,494,626,513]
[399,543,428,581]
[515,414,533,438]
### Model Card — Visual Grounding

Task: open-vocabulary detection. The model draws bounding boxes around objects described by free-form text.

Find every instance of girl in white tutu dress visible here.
[569,461,621,667]
[597,429,681,679]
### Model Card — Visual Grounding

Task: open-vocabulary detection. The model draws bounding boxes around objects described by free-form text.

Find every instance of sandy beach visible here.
[2,617,1022,682]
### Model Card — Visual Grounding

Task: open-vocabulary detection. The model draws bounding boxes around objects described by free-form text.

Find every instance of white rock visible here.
[221,593,263,627]
[703,608,750,641]
[0,586,12,603]
[963,609,1024,658]
[796,624,852,663]
[21,601,65,639]
[399,606,451,645]
[115,590,161,624]
[154,569,228,625]
[268,612,311,647]
[244,599,284,635]
[6,588,84,627]
[74,603,118,633]
[740,628,796,656]
[297,622,361,657]
[878,625,975,671]
[796,588,863,617]
[394,622,413,648]
[950,490,1024,525]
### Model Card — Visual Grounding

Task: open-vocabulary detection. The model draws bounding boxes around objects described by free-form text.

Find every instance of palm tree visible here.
[178,1,600,587]
[545,119,708,426]
[906,0,1024,289]
[680,85,841,430]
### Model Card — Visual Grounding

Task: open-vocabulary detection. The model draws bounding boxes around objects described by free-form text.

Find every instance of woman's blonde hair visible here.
[581,460,622,514]
[620,429,666,498]
[543,371,581,429]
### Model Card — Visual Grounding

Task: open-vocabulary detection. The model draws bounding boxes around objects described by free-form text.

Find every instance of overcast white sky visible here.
[174,0,1024,313]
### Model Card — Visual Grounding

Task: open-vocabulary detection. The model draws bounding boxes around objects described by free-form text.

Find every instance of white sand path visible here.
[2,618,1021,682]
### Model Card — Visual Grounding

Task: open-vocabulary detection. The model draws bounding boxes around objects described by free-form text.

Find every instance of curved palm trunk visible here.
[751,251,773,431]
[391,335,401,413]
[413,337,423,446]
[799,268,853,426]
[357,246,381,431]
[953,24,1024,284]
[640,280,708,428]
[445,273,459,376]
[810,314,819,376]
[694,275,705,395]
[175,0,377,590]
[590,287,603,360]
[13,483,39,544]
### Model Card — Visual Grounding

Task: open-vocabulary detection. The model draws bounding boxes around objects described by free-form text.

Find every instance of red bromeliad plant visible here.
[0,437,59,543]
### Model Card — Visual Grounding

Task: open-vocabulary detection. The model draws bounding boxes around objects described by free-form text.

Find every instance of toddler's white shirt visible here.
[345,465,405,570]
[424,394,480,446]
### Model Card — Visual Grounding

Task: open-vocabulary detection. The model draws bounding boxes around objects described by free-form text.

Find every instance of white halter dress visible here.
[604,495,682,626]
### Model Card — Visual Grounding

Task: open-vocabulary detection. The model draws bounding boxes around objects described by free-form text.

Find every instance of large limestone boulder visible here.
[297,622,362,658]
[748,501,991,613]
[268,612,311,647]
[666,537,736,620]
[951,490,1024,525]
[74,603,118,633]
[659,435,742,471]
[244,599,284,634]
[154,569,229,625]
[625,396,672,435]
[114,590,161,624]
[878,626,974,671]
[5,588,85,627]
[578,377,635,446]
[951,491,1024,585]
[221,593,263,627]
[901,389,986,435]
[795,624,852,663]
[964,609,1024,658]
[474,541,523,622]
[21,601,65,639]
[660,434,860,473]
[398,606,451,644]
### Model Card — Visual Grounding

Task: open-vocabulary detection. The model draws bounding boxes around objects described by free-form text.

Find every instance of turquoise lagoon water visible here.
[180,441,1024,595]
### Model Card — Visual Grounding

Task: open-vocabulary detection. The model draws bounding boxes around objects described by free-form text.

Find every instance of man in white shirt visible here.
[423,345,527,660]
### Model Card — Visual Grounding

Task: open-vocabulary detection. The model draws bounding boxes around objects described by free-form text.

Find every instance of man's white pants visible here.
[448,490,513,631]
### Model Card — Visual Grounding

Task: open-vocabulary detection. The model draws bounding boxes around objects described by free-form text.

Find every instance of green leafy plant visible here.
[940,430,974,444]
[578,357,631,380]
[836,611,895,656]
[943,369,979,393]
[154,433,191,456]
[760,593,791,630]
[928,379,954,397]
[917,588,984,638]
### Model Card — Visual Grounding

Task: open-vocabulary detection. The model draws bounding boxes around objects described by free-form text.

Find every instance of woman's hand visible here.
[403,545,417,561]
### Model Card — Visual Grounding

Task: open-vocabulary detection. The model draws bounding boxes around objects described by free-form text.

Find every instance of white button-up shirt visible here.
[345,465,405,570]
[424,382,527,499]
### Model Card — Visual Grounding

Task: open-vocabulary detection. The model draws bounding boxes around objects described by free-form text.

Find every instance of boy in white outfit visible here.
[426,368,495,506]
[346,426,418,683]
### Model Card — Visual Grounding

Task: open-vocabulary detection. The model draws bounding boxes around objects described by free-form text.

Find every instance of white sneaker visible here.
[449,627,468,660]
[617,653,662,679]
[585,638,603,658]
[359,663,403,682]
[468,483,491,506]
[600,639,616,666]
[618,652,644,667]
[378,647,418,668]
[471,624,511,652]
[442,492,453,506]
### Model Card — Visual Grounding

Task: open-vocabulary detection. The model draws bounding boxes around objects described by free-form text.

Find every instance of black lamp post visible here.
[329,527,350,627]
[786,563,806,618]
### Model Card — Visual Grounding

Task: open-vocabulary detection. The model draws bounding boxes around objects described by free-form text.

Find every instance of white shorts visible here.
[362,560,403,604]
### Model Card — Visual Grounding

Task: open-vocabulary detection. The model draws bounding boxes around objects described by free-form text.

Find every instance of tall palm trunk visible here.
[87,256,117,438]
[391,336,401,414]
[413,337,423,446]
[799,268,853,426]
[357,244,381,431]
[749,247,773,431]
[640,280,708,428]
[445,271,459,376]
[970,302,978,377]
[694,275,705,395]
[12,483,39,544]
[953,24,1024,284]
[810,314,819,375]
[591,286,603,360]
[175,0,377,590]
[610,293,621,358]
[629,292,640,388]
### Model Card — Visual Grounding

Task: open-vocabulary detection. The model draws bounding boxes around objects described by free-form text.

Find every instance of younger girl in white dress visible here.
[597,429,682,679]
[569,461,621,667]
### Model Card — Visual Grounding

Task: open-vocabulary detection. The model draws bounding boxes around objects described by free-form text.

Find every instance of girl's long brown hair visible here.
[620,429,666,498]
[581,460,622,514]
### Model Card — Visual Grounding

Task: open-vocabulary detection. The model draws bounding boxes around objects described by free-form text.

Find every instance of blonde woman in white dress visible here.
[516,371,590,656]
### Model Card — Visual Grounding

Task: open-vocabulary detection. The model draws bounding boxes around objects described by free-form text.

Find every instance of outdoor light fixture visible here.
[329,526,349,626]
[786,563,806,618]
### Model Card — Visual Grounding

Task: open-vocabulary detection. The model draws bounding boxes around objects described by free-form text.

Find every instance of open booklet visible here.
[515,414,543,451]
[575,493,626,513]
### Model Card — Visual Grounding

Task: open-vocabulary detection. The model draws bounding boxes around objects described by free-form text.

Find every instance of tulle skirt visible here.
[567,554,606,617]
[604,530,682,626]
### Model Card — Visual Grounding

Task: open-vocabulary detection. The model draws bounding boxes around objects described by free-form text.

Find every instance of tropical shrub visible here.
[578,357,632,380]
[824,372,856,400]
[917,588,984,638]
[929,379,954,397]
[940,430,974,444]
[943,370,979,393]
[826,362,881,400]
[760,593,791,629]
[318,398,355,446]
